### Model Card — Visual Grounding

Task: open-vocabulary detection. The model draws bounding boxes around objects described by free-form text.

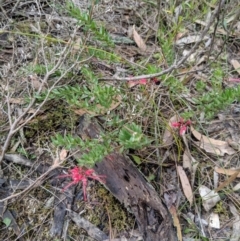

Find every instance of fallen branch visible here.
[68,210,108,241]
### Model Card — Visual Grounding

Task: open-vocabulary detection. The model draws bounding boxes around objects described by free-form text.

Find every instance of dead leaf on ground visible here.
[214,167,240,178]
[194,19,237,36]
[208,213,220,229]
[183,149,199,188]
[9,98,25,104]
[132,25,147,52]
[215,173,239,192]
[175,35,209,46]
[59,149,68,161]
[162,115,179,147]
[229,203,240,241]
[29,74,46,91]
[164,193,182,241]
[215,169,240,192]
[53,149,68,166]
[183,150,192,170]
[169,206,182,241]
[177,166,193,205]
[199,185,221,212]
[233,183,240,192]
[190,126,236,156]
[74,95,122,116]
[230,59,240,75]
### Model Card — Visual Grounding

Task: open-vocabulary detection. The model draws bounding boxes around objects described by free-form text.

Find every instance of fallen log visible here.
[77,115,177,241]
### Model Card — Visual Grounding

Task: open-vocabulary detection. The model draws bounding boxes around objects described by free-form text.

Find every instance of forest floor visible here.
[0,0,240,241]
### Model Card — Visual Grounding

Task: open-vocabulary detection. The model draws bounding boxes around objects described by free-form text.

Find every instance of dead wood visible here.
[68,210,108,241]
[77,115,177,241]
[50,184,75,237]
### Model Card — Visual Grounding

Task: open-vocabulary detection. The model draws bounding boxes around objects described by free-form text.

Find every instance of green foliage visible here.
[196,85,240,119]
[181,111,194,120]
[210,67,224,90]
[52,122,151,166]
[17,147,36,160]
[159,37,175,64]
[18,0,123,168]
[118,123,152,150]
[66,1,113,46]
[87,47,120,62]
[19,64,62,77]
[3,217,11,227]
[145,63,162,74]
[163,75,186,94]
[35,67,118,113]
[52,134,112,166]
[195,80,206,93]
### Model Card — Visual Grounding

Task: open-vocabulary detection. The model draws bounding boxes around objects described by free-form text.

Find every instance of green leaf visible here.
[147,174,155,181]
[118,123,151,150]
[3,217,11,227]
[130,155,142,165]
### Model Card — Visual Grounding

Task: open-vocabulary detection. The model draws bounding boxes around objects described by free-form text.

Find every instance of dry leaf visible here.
[231,59,240,75]
[177,166,193,205]
[73,37,82,51]
[215,173,239,192]
[208,213,220,229]
[183,150,192,170]
[59,149,68,161]
[233,183,240,192]
[213,170,219,189]
[29,74,46,91]
[215,169,240,192]
[183,149,198,188]
[175,35,209,46]
[9,98,25,104]
[132,25,147,52]
[169,206,182,241]
[53,149,68,166]
[194,19,236,36]
[229,203,240,241]
[74,95,122,116]
[164,192,182,241]
[214,167,240,178]
[191,126,236,156]
[162,115,179,146]
[199,185,221,212]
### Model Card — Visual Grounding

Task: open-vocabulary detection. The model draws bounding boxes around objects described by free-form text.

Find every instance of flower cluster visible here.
[59,166,105,201]
[171,118,191,136]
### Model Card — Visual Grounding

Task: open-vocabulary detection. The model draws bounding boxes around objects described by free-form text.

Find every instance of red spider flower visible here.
[171,118,191,136]
[58,166,105,201]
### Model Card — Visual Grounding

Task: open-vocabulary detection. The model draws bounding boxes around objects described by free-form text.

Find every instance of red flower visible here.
[58,166,105,201]
[171,118,191,135]
[127,77,160,88]
[128,78,148,88]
